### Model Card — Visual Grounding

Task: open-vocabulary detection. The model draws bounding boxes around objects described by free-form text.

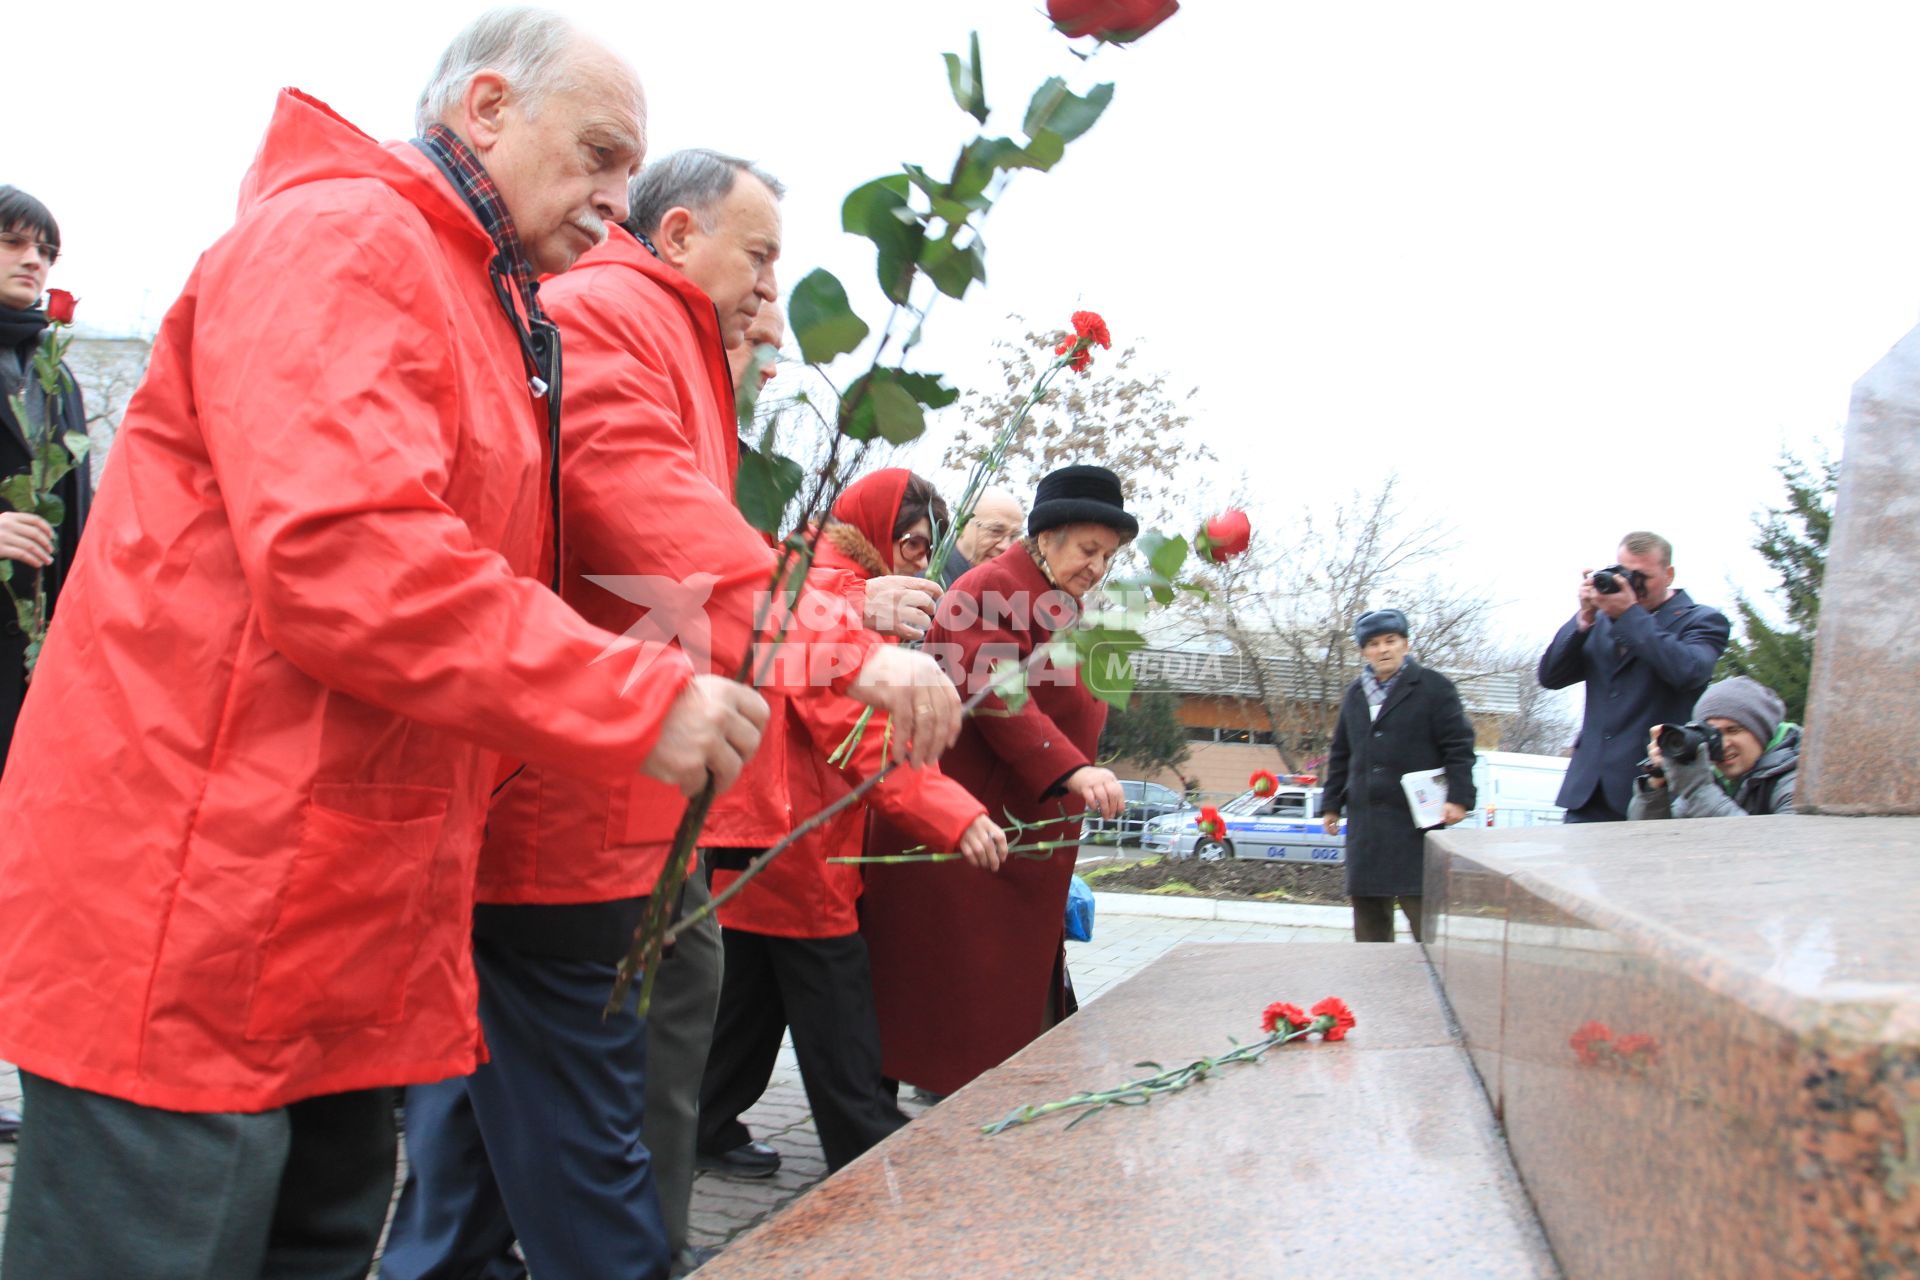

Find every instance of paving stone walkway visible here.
[0,905,1345,1271]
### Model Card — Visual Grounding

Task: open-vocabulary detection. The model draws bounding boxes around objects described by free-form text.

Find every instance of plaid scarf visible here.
[416,123,547,328]
[1361,662,1400,719]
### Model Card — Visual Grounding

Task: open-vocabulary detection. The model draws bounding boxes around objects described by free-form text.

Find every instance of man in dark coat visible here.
[1321,609,1477,943]
[0,185,92,1149]
[1537,530,1730,822]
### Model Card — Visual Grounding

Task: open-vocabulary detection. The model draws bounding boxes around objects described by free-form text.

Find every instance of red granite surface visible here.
[1426,818,1920,1279]
[700,943,1558,1280]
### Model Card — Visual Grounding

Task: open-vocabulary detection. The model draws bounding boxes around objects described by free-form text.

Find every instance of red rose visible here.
[1054,309,1112,374]
[1195,805,1225,839]
[1249,769,1279,798]
[1202,508,1251,562]
[1048,0,1179,44]
[1569,1021,1613,1066]
[45,288,78,325]
[1261,1002,1310,1035]
[1310,996,1356,1041]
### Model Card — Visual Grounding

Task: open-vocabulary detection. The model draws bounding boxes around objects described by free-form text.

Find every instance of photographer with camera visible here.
[1539,531,1730,822]
[1628,677,1799,818]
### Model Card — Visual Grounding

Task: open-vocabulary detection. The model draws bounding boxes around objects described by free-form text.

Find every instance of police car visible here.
[1140,778,1346,864]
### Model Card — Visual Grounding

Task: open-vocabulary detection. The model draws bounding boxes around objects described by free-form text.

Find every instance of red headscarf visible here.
[830,468,913,570]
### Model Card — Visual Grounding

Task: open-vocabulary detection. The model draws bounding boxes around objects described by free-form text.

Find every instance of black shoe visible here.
[0,1106,20,1143]
[696,1139,781,1178]
[910,1087,947,1105]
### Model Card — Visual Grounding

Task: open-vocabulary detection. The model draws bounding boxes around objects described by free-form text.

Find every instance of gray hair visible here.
[415,7,584,136]
[625,149,786,240]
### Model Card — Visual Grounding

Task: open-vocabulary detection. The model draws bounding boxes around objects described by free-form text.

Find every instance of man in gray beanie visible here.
[1628,676,1799,819]
[1322,608,1478,942]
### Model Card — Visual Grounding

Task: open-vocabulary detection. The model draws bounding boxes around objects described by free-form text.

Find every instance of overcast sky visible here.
[11,1,1907,652]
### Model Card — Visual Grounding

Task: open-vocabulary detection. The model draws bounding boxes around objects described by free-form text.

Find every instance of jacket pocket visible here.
[244,784,451,1041]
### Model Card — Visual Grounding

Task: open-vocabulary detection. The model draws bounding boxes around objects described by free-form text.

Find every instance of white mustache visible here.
[573,214,607,245]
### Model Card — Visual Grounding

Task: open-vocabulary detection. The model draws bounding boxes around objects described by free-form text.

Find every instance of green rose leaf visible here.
[0,559,11,582]
[989,656,1030,713]
[62,430,90,462]
[1046,638,1082,669]
[843,176,925,305]
[1073,624,1146,709]
[1021,129,1066,173]
[35,494,65,526]
[889,370,960,410]
[867,379,925,445]
[943,31,989,124]
[789,268,870,365]
[1023,78,1114,144]
[0,474,34,512]
[920,235,987,299]
[734,445,804,536]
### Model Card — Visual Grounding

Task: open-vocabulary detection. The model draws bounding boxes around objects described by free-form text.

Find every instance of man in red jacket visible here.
[384,150,965,1280]
[0,14,777,1280]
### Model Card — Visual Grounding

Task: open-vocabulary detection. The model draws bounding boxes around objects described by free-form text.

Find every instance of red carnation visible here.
[1195,805,1225,839]
[45,288,77,325]
[1201,508,1252,562]
[1569,1021,1613,1066]
[1310,997,1356,1041]
[1261,1002,1310,1035]
[1053,309,1112,374]
[1613,1033,1658,1063]
[1250,769,1279,798]
[1047,0,1179,44]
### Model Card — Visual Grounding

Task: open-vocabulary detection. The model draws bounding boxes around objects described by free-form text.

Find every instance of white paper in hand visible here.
[1401,769,1450,829]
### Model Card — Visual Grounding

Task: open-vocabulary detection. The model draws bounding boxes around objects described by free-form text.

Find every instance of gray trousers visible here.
[2,1072,394,1280]
[642,868,724,1256]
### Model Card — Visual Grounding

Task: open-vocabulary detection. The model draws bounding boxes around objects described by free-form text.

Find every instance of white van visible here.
[1464,751,1570,827]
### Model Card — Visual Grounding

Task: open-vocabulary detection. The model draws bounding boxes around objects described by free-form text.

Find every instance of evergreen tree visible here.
[1097,681,1190,777]
[1716,451,1836,722]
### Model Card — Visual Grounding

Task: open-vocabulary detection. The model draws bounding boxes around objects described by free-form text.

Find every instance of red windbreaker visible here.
[482,228,879,902]
[0,91,695,1112]
[712,472,987,938]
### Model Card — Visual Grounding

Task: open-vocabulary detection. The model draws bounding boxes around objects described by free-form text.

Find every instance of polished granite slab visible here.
[1799,321,1920,814]
[700,943,1558,1279]
[1425,817,1920,1280]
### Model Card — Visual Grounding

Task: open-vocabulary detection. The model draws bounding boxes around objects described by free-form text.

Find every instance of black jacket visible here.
[1538,589,1729,818]
[0,333,92,771]
[1323,658,1478,898]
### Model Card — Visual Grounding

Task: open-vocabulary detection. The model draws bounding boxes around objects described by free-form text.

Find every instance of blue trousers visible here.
[381,937,670,1280]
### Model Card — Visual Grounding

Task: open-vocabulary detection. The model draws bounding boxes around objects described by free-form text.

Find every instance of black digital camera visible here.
[1591,564,1647,596]
[1656,721,1724,767]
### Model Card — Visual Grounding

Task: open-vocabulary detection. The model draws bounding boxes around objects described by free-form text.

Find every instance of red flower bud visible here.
[1194,805,1225,839]
[1202,508,1251,562]
[45,288,78,325]
[1047,0,1179,44]
[1249,769,1279,797]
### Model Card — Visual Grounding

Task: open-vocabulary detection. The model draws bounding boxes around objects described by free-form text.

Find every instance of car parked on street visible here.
[1083,779,1186,843]
[1140,753,1572,863]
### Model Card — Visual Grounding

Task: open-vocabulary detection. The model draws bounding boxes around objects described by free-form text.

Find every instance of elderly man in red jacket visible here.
[0,13,780,1280]
[383,150,966,1280]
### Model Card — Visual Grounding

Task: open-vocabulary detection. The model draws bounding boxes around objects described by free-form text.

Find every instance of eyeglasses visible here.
[0,231,58,266]
[971,521,1016,540]
[895,533,932,558]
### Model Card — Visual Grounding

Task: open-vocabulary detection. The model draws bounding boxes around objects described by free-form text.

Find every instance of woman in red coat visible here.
[698,469,1007,1172]
[863,465,1133,1096]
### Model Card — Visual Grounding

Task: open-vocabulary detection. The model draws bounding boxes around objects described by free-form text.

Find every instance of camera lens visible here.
[1592,570,1619,594]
